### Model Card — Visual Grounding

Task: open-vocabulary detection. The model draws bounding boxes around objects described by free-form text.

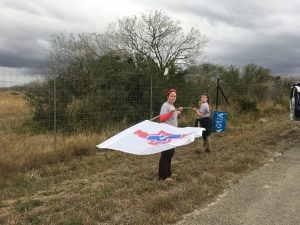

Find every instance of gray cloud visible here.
[210,28,300,74]
[0,0,299,75]
[0,0,87,68]
[156,0,300,74]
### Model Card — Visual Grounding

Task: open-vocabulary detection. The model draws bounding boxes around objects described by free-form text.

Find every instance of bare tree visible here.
[100,10,208,76]
[48,32,104,76]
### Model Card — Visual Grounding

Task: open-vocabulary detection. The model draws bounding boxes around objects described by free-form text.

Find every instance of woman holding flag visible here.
[158,88,183,181]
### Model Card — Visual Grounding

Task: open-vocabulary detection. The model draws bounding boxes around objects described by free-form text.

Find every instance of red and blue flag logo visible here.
[134,130,191,145]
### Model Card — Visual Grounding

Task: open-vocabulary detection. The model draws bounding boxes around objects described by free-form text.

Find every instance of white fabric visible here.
[97,120,205,155]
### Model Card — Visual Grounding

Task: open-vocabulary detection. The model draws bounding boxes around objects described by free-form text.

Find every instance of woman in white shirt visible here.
[194,94,211,153]
[158,88,182,181]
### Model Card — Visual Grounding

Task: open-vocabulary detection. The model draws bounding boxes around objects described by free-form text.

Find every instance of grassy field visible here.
[0,90,300,225]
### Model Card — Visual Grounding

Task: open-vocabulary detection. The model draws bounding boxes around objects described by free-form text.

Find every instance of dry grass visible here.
[0,91,30,117]
[0,91,32,132]
[1,90,300,225]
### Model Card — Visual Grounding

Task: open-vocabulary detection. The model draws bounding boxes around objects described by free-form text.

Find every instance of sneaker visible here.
[164,177,175,182]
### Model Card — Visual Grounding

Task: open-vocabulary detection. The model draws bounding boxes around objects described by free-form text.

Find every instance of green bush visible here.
[237,96,258,112]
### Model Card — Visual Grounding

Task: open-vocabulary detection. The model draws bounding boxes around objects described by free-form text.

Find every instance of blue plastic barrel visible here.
[213,111,227,133]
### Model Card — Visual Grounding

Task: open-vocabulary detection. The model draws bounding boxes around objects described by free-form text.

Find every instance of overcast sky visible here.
[1,0,300,75]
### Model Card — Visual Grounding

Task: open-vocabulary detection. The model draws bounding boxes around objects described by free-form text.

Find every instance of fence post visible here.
[150,74,153,119]
[53,75,57,151]
[216,78,220,111]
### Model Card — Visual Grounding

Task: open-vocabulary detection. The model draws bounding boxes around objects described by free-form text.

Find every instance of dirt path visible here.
[177,144,300,225]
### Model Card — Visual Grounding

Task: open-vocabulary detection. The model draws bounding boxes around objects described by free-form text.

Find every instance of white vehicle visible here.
[290,82,300,121]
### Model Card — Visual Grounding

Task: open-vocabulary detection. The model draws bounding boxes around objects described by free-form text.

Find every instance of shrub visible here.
[274,96,290,110]
[237,96,258,112]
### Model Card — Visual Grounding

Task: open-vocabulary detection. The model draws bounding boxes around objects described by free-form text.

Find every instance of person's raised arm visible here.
[193,108,204,117]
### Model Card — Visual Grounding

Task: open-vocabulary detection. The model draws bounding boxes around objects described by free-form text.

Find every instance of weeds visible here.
[1,90,300,224]
[15,199,43,213]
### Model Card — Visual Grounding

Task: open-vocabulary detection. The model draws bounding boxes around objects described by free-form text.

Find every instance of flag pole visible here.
[150,107,194,121]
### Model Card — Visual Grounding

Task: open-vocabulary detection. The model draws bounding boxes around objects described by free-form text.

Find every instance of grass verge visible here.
[1,90,300,225]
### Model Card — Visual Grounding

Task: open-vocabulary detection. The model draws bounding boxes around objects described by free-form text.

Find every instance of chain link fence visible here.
[2,63,292,155]
[1,65,224,151]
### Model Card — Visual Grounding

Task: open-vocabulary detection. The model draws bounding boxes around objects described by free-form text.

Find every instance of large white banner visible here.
[97,120,205,155]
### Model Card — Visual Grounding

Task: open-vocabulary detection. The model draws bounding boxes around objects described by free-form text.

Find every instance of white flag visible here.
[97,120,205,155]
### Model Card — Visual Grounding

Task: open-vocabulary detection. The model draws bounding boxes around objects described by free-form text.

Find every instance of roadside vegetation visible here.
[1,90,300,225]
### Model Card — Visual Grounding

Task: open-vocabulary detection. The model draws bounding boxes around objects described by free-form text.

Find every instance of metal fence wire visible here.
[1,64,292,153]
[1,66,219,135]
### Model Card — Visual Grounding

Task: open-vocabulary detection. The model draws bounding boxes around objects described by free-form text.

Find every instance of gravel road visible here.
[176,144,300,225]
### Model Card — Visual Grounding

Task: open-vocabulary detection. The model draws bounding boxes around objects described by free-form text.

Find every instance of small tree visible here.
[241,64,272,98]
[25,11,209,132]
[100,10,208,76]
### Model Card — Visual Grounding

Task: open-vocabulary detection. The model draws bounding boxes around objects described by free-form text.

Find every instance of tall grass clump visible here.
[0,91,32,132]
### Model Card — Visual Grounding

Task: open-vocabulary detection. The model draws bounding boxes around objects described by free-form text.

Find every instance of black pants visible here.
[158,148,175,180]
[195,118,211,150]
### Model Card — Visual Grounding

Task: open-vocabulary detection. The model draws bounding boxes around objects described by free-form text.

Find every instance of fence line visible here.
[1,65,245,153]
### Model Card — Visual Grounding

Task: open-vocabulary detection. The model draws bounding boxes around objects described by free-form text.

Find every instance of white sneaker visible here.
[164,177,175,182]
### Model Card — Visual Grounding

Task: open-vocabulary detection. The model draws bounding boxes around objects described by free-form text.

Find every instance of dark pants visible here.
[158,148,175,180]
[195,117,211,150]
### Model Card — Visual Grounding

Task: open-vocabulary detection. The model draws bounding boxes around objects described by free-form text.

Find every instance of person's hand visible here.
[178,107,183,112]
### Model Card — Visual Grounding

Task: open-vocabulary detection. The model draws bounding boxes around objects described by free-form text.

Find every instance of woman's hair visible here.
[167,88,177,96]
[202,93,210,104]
